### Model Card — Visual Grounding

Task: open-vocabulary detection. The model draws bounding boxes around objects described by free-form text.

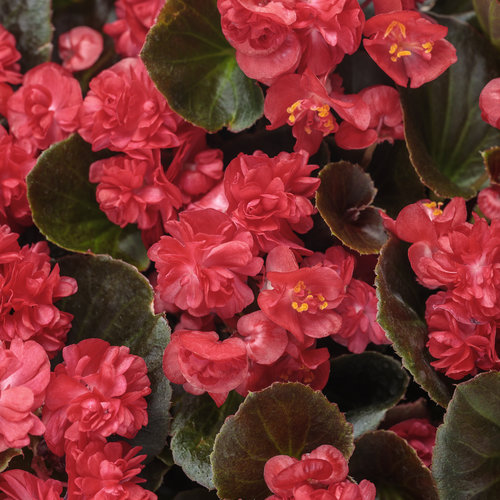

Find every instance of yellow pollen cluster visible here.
[384,20,407,39]
[423,201,443,216]
[287,100,302,124]
[292,301,309,312]
[422,41,433,53]
[291,282,328,312]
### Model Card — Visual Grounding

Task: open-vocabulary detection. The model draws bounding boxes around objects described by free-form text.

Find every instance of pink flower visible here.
[66,439,156,499]
[0,469,63,500]
[327,479,376,500]
[389,418,436,466]
[149,209,263,318]
[478,185,500,220]
[89,150,182,230]
[163,330,248,406]
[7,62,82,152]
[58,26,103,72]
[0,339,50,451]
[224,150,320,253]
[42,338,151,456]
[363,11,457,88]
[479,78,500,129]
[104,0,164,57]
[0,25,22,85]
[79,57,194,153]
[334,85,404,150]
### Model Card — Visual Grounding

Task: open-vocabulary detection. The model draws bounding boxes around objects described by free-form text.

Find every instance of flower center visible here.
[286,100,336,135]
[291,280,328,313]
[423,201,443,217]
[384,20,434,62]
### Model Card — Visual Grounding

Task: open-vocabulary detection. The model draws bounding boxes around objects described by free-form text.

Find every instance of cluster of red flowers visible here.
[388,198,500,379]
[263,444,376,499]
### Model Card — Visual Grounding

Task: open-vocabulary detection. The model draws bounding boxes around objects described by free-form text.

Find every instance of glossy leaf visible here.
[400,15,500,199]
[316,161,388,254]
[141,0,264,133]
[375,236,455,407]
[211,382,354,500]
[0,0,52,70]
[58,254,171,460]
[482,146,500,183]
[433,372,500,499]
[349,430,439,500]
[170,392,243,490]
[27,134,149,270]
[325,352,409,438]
[474,0,500,50]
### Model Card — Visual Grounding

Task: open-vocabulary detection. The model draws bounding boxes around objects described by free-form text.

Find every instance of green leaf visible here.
[349,430,439,500]
[375,236,455,407]
[482,146,500,183]
[58,254,171,460]
[0,448,22,473]
[400,15,500,199]
[27,134,149,270]
[0,0,52,71]
[211,382,354,500]
[431,0,474,15]
[316,161,388,254]
[141,0,264,133]
[170,392,244,489]
[474,0,500,50]
[432,372,500,499]
[325,352,409,438]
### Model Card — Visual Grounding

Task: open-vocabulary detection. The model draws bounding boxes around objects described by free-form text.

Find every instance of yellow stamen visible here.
[286,100,301,114]
[384,20,406,39]
[319,302,328,310]
[315,105,330,118]
[292,301,299,310]
[317,294,325,302]
[306,294,313,300]
[288,114,296,124]
[293,281,305,293]
[422,41,433,53]
[396,49,411,58]
[389,43,398,55]
[423,201,443,216]
[296,303,309,312]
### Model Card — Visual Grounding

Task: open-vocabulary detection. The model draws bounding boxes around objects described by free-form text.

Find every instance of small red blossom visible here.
[58,26,103,72]
[0,339,50,452]
[89,150,182,230]
[7,62,82,153]
[163,330,248,406]
[479,78,500,129]
[363,11,457,88]
[104,0,164,57]
[42,338,151,456]
[79,57,195,153]
[66,439,156,499]
[389,418,437,466]
[224,150,320,253]
[334,85,404,150]
[149,209,263,318]
[0,469,63,500]
[0,25,22,85]
[327,479,377,500]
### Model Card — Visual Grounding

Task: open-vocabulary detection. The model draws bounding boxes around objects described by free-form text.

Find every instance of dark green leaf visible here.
[0,0,52,71]
[316,161,388,254]
[433,372,500,499]
[27,134,149,270]
[170,392,243,489]
[141,0,264,133]
[474,0,500,50]
[0,449,22,473]
[211,382,354,500]
[325,352,409,438]
[58,254,171,460]
[431,0,474,14]
[400,15,500,199]
[482,146,500,183]
[139,457,171,493]
[174,489,219,500]
[375,236,455,407]
[349,430,439,500]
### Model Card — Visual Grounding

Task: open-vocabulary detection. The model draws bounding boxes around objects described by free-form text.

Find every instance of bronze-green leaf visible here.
[58,254,171,460]
[141,0,263,133]
[349,430,439,500]
[375,236,455,407]
[432,372,500,499]
[474,0,500,51]
[316,161,387,254]
[400,15,500,199]
[211,382,354,500]
[482,146,500,183]
[0,448,22,473]
[27,134,149,270]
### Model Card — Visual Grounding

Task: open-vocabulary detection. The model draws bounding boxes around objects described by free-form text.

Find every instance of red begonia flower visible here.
[42,338,151,456]
[327,479,377,500]
[0,339,50,452]
[58,26,103,72]
[79,57,195,153]
[389,418,436,466]
[66,440,156,499]
[149,209,263,318]
[163,330,248,406]
[334,85,404,150]
[0,25,22,85]
[7,62,82,153]
[363,11,457,88]
[224,150,320,253]
[89,150,182,230]
[478,184,500,220]
[479,77,500,129]
[104,0,164,57]
[0,469,63,500]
